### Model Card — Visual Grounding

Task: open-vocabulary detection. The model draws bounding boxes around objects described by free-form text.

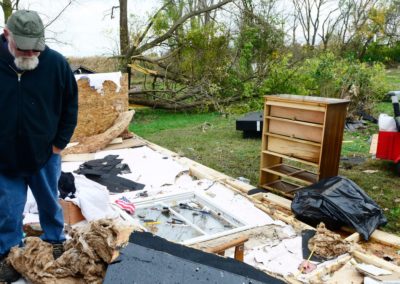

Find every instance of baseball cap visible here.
[6,10,45,51]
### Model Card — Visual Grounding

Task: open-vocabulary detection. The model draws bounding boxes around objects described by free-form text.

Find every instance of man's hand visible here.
[52,145,62,154]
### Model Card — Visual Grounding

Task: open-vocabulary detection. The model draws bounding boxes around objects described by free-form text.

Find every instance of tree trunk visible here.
[119,0,129,56]
[1,0,13,23]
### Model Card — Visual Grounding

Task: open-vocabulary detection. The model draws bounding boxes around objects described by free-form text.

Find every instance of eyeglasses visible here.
[16,47,41,53]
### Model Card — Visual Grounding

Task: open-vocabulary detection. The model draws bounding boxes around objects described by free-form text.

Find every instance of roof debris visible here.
[309,223,351,259]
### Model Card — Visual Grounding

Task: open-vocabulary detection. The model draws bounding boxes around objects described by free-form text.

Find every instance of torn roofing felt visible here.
[104,231,285,284]
[75,155,145,193]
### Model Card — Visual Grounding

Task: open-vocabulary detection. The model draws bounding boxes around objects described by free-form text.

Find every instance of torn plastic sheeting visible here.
[63,175,119,221]
[291,176,387,240]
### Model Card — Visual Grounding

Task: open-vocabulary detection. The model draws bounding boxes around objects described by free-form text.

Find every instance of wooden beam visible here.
[352,250,400,274]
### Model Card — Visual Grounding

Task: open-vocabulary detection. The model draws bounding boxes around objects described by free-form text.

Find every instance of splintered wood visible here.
[62,110,135,155]
[309,223,351,259]
[7,219,135,284]
[71,75,129,141]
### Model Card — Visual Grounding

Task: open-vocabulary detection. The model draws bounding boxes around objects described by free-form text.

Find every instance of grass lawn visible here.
[129,83,400,236]
[384,68,400,90]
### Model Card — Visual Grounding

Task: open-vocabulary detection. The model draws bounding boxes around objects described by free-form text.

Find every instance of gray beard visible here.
[8,44,40,70]
[14,56,39,70]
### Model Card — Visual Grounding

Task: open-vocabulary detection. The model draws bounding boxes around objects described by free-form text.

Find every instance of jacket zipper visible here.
[9,65,25,81]
[9,65,25,135]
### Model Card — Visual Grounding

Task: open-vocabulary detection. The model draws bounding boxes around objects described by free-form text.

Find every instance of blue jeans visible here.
[0,153,65,256]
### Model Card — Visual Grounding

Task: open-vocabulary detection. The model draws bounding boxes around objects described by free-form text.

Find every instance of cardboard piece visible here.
[59,199,85,225]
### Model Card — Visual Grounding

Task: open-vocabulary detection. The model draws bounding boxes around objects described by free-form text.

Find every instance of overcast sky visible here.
[0,0,160,57]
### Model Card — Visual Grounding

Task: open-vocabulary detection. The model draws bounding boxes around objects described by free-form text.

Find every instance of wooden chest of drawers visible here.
[259,95,349,197]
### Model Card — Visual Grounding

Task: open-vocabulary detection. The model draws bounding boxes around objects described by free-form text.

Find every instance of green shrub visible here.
[257,52,390,118]
[363,42,400,65]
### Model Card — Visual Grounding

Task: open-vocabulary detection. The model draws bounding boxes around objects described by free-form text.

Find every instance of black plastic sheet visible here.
[291,176,387,240]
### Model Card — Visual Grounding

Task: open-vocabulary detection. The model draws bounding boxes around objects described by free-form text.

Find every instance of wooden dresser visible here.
[259,95,349,197]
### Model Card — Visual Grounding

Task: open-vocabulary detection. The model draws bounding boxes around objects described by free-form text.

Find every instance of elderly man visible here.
[0,10,78,282]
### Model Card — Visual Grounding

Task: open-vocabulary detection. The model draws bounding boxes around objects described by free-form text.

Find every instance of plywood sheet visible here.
[71,74,129,141]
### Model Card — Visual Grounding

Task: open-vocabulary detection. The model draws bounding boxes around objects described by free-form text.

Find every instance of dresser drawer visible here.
[267,136,320,163]
[269,106,325,124]
[268,119,323,143]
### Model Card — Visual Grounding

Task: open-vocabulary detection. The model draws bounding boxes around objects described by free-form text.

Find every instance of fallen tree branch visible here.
[127,0,233,58]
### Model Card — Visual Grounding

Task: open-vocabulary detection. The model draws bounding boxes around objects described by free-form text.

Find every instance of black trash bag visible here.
[291,176,387,240]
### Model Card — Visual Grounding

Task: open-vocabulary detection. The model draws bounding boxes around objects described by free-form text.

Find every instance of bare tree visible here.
[382,0,400,44]
[319,6,340,49]
[291,0,332,48]
[336,0,379,46]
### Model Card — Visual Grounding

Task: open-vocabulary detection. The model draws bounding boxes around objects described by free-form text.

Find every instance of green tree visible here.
[0,0,19,24]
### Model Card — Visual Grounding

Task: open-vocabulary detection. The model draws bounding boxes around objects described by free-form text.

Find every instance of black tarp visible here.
[291,176,387,240]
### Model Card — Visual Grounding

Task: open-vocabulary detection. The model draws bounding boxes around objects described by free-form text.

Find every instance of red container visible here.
[376,131,400,163]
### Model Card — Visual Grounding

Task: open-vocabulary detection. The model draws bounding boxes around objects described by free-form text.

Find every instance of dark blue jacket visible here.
[0,34,78,174]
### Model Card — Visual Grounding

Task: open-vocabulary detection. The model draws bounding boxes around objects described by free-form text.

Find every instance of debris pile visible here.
[308,223,351,259]
[8,219,135,284]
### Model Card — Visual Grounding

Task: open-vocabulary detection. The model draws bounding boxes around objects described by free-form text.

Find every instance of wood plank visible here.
[369,229,400,248]
[103,137,146,151]
[369,133,378,155]
[268,119,323,143]
[342,227,400,249]
[259,104,282,186]
[206,236,248,254]
[62,153,96,162]
[109,137,123,144]
[254,202,314,231]
[352,250,400,274]
[261,192,292,210]
[267,136,320,163]
[345,232,361,243]
[234,243,245,262]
